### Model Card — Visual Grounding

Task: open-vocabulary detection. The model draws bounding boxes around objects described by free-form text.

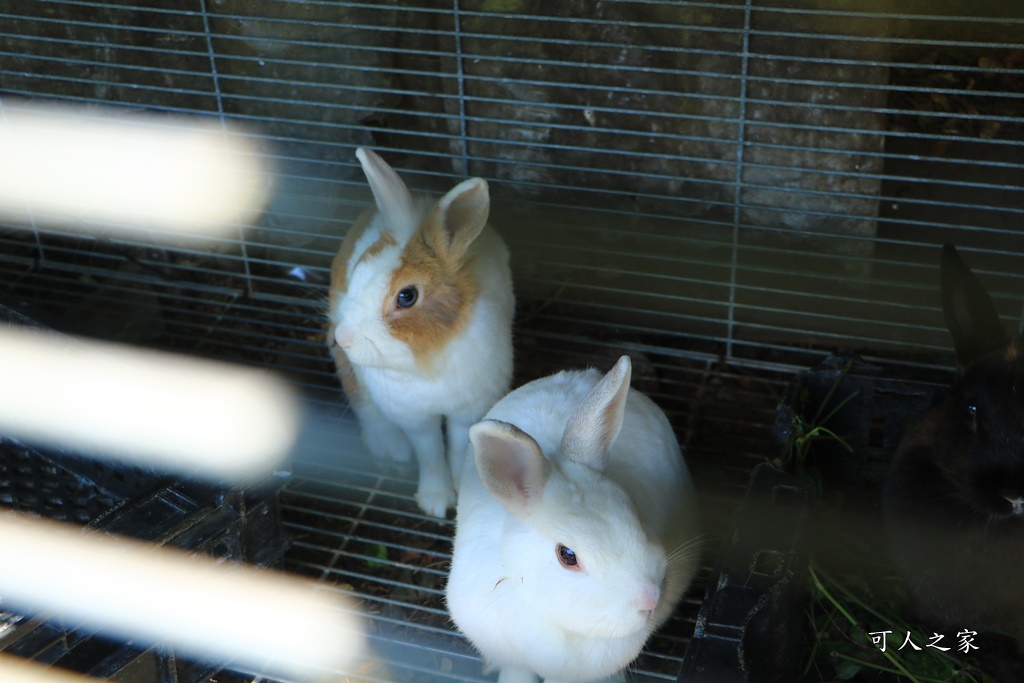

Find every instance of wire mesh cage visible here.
[0,1,1022,682]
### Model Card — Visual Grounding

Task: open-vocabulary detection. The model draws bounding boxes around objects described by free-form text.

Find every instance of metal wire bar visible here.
[4,82,1017,190]
[7,10,1020,82]
[6,85,1017,196]
[26,0,1024,40]
[727,0,754,358]
[16,28,1024,112]
[38,0,1017,29]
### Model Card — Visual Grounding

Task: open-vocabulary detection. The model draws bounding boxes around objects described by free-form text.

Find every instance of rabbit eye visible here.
[556,544,580,570]
[966,403,978,430]
[396,286,418,309]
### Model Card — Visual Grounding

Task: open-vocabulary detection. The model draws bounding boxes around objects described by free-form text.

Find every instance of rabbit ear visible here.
[471,420,550,518]
[355,147,416,233]
[560,356,632,472]
[940,243,1008,368]
[422,177,490,263]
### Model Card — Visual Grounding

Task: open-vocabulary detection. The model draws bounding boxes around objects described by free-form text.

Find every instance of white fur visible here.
[446,358,700,683]
[329,149,514,517]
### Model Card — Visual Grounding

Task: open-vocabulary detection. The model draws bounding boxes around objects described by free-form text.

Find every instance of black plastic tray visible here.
[679,463,810,683]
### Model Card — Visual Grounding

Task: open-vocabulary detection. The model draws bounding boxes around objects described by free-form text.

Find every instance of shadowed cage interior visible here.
[0,1,1022,681]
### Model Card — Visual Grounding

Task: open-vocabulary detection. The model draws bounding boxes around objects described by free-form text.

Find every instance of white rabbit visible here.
[327,148,514,518]
[446,356,700,683]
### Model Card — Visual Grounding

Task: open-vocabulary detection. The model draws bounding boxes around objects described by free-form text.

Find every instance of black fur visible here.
[884,244,1024,640]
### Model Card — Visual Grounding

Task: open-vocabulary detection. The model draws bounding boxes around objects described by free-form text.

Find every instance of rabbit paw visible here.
[415,482,455,518]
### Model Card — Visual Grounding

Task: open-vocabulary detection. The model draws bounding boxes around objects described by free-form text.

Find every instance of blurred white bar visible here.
[0,325,299,483]
[0,102,267,237]
[0,654,102,683]
[0,512,365,682]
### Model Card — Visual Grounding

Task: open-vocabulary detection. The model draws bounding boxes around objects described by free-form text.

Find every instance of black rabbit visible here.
[884,244,1024,648]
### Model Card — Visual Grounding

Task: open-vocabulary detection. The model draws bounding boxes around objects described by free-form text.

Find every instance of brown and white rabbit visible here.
[446,356,700,683]
[327,148,514,518]
[883,244,1024,639]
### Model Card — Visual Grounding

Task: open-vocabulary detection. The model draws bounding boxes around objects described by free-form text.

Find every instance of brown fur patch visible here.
[384,221,480,368]
[355,229,397,270]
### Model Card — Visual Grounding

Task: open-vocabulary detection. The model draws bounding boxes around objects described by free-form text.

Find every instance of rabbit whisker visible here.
[953,508,978,532]
[962,502,989,526]
[666,533,708,567]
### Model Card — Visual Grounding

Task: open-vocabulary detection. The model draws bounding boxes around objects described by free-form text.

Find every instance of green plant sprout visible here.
[777,360,858,497]
[365,542,389,569]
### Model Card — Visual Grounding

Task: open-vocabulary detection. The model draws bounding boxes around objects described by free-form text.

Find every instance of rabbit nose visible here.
[335,326,355,350]
[638,581,660,614]
[1004,495,1024,515]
